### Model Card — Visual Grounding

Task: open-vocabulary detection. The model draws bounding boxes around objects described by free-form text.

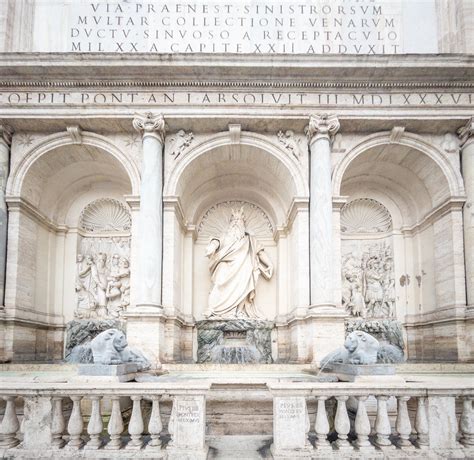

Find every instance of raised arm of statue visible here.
[205,238,220,257]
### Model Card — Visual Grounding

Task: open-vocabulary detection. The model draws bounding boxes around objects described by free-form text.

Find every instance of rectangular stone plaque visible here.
[169,395,206,450]
[3,0,440,54]
[273,396,308,451]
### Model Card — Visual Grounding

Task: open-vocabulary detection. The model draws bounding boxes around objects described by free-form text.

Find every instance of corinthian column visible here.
[458,117,474,309]
[0,124,13,307]
[132,113,167,310]
[306,114,340,310]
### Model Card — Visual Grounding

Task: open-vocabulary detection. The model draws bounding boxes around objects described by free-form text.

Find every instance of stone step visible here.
[208,435,273,459]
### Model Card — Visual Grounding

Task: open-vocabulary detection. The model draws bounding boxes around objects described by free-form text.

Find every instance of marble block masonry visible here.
[0,0,472,366]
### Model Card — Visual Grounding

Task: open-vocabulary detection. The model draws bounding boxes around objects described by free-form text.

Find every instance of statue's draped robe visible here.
[207,232,271,318]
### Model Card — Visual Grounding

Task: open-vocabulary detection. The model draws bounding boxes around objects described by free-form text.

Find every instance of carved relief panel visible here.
[341,199,396,319]
[75,198,131,320]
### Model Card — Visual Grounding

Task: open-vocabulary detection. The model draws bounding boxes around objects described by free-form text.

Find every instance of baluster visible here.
[334,396,351,450]
[374,395,394,449]
[51,397,65,449]
[85,396,103,450]
[353,396,373,451]
[0,396,20,448]
[396,396,413,448]
[105,396,124,450]
[414,396,429,449]
[314,396,331,450]
[127,396,144,449]
[67,395,84,449]
[147,395,163,449]
[460,396,474,447]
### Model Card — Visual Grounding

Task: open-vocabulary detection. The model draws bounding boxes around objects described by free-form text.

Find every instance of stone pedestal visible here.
[76,363,137,382]
[270,395,312,459]
[167,394,209,460]
[22,396,52,449]
[125,311,165,368]
[428,396,459,448]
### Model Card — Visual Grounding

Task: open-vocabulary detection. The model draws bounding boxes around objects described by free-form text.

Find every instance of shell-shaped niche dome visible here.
[198,200,274,240]
[341,198,392,234]
[79,198,131,233]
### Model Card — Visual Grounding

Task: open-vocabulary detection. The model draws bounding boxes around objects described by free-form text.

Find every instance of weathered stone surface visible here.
[65,319,123,362]
[78,363,137,376]
[196,319,274,364]
[22,397,52,449]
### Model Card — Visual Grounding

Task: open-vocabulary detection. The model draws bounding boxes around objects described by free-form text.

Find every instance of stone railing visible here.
[268,382,474,458]
[0,382,210,460]
[0,381,473,458]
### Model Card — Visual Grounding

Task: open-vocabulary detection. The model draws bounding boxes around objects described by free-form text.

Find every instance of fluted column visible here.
[132,113,167,310]
[306,114,340,310]
[458,117,474,309]
[0,124,13,307]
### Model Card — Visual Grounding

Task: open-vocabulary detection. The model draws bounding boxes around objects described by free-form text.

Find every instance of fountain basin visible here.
[196,319,274,364]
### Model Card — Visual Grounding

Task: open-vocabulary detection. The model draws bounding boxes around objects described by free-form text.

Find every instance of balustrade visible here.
[0,384,472,457]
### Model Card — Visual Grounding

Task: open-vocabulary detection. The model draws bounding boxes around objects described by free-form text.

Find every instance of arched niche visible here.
[337,133,466,360]
[5,132,134,339]
[162,130,309,323]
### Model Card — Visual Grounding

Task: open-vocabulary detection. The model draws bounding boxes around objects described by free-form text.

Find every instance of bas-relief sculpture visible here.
[340,198,396,319]
[168,129,194,159]
[277,129,302,160]
[204,207,273,319]
[74,199,131,320]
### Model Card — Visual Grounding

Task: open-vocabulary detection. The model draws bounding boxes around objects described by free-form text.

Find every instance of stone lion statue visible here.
[321,330,404,367]
[69,328,150,370]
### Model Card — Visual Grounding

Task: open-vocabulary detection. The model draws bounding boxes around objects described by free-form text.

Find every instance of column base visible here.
[124,309,166,368]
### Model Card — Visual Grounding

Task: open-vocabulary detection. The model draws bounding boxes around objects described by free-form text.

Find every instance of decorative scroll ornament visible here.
[277,130,302,159]
[457,117,474,146]
[80,198,131,233]
[341,199,392,234]
[132,112,167,143]
[168,129,194,159]
[305,113,340,144]
[198,201,274,240]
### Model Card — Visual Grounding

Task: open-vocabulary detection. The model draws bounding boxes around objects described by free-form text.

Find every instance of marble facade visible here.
[0,0,472,367]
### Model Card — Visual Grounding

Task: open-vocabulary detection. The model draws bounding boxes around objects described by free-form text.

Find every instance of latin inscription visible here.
[277,399,305,420]
[176,401,201,424]
[62,1,438,54]
[1,91,472,108]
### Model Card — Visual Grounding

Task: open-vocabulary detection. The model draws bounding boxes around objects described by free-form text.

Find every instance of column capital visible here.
[457,117,474,147]
[306,113,340,145]
[0,124,14,147]
[133,112,167,143]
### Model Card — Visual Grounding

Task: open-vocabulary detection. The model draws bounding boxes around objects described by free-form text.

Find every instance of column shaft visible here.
[0,125,13,307]
[459,118,474,307]
[306,114,340,309]
[133,113,166,309]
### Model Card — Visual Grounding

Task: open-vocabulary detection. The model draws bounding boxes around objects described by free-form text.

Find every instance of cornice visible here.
[0,80,473,90]
[0,53,472,89]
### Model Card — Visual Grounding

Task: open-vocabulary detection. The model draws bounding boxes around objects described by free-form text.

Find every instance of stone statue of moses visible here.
[205,207,273,319]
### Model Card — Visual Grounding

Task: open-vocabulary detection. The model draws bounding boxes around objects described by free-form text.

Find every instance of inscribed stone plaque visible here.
[171,395,206,449]
[273,396,307,450]
[2,0,440,54]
